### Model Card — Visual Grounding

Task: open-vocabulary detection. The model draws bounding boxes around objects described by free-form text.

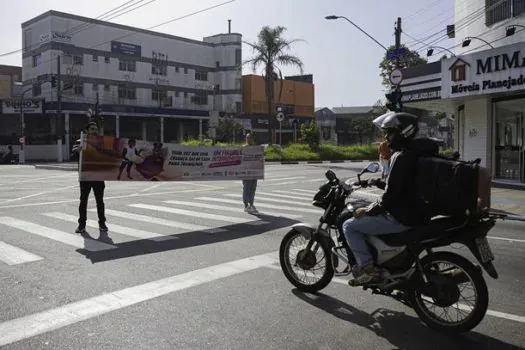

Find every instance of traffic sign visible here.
[292,119,299,128]
[390,69,403,85]
[386,47,407,60]
[276,112,285,122]
[19,136,25,144]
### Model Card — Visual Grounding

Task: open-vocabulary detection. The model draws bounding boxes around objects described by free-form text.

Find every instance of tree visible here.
[300,120,320,150]
[243,26,305,143]
[379,44,427,88]
[215,117,244,143]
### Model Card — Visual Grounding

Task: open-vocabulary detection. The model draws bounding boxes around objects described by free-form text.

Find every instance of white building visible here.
[17,10,242,160]
[400,0,525,187]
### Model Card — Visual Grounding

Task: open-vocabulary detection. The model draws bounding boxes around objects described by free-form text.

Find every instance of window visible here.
[23,29,32,52]
[184,68,188,74]
[63,80,83,95]
[32,83,41,96]
[184,92,188,98]
[485,0,510,26]
[104,56,110,63]
[104,84,110,91]
[93,55,98,62]
[63,53,83,65]
[118,84,136,99]
[92,83,98,91]
[216,61,220,68]
[235,49,241,65]
[32,54,41,67]
[151,88,167,102]
[119,59,136,72]
[191,91,208,105]
[73,54,83,65]
[195,71,208,81]
[175,66,179,73]
[175,91,180,97]
[151,63,167,76]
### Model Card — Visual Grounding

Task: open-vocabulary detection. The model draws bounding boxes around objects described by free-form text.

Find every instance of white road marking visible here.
[255,192,313,201]
[130,204,267,225]
[42,213,175,242]
[0,241,43,265]
[223,194,314,207]
[267,178,325,186]
[264,265,525,324]
[138,183,163,193]
[99,209,226,233]
[0,252,278,347]
[0,217,116,252]
[0,188,219,210]
[488,236,525,244]
[0,185,77,204]
[293,189,317,194]
[196,197,322,214]
[163,200,303,219]
[271,190,313,198]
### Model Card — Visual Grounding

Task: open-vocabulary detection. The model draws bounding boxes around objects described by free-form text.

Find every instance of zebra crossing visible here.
[0,188,322,267]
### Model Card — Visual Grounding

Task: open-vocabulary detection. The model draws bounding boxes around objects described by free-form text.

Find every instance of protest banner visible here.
[78,134,265,182]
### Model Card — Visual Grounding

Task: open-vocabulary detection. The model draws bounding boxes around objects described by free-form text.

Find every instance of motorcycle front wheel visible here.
[409,251,489,334]
[279,229,335,293]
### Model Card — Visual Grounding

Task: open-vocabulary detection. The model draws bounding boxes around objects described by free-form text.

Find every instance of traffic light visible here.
[51,75,57,88]
[385,88,403,112]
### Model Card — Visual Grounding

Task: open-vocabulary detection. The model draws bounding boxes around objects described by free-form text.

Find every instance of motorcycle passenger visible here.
[342,111,439,286]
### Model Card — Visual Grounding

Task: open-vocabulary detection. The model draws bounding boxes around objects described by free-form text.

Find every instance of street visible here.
[0,163,523,350]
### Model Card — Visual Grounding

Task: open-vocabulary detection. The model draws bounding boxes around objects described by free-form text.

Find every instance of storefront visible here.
[440,42,525,185]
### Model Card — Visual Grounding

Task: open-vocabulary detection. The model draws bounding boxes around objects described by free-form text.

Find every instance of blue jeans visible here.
[342,213,410,267]
[242,179,257,206]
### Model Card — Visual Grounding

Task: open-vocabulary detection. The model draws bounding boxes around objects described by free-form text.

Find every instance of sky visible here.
[0,0,457,108]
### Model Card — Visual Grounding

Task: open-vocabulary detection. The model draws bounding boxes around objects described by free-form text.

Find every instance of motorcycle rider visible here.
[342,111,439,286]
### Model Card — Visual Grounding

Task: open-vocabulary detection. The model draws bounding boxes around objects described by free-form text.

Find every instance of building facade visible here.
[241,74,315,144]
[18,10,242,160]
[400,0,525,186]
[0,65,23,150]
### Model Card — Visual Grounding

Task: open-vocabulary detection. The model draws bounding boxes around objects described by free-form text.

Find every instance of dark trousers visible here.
[78,181,106,226]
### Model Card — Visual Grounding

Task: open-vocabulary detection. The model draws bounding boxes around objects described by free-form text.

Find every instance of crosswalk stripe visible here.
[0,217,116,252]
[223,194,314,207]
[130,204,267,225]
[263,176,307,182]
[163,200,303,219]
[0,241,43,265]
[271,190,313,198]
[196,197,321,214]
[294,189,317,194]
[96,209,226,234]
[266,178,325,186]
[42,213,175,242]
[256,192,313,201]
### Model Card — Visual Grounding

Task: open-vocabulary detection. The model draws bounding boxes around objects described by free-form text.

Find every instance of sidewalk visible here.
[353,187,525,216]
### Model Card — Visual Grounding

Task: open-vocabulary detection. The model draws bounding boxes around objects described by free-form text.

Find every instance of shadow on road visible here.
[291,289,524,350]
[76,213,300,263]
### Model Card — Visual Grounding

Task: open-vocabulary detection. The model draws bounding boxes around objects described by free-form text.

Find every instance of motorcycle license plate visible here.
[475,237,494,262]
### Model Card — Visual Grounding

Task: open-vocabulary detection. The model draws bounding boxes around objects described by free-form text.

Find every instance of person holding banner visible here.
[242,133,259,214]
[75,122,109,237]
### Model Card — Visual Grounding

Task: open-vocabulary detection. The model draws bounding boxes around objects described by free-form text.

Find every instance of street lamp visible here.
[426,46,455,57]
[13,82,32,164]
[462,36,494,48]
[505,24,525,37]
[325,15,389,51]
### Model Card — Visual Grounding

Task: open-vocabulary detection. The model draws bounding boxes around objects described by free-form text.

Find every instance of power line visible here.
[0,0,152,58]
[16,0,236,73]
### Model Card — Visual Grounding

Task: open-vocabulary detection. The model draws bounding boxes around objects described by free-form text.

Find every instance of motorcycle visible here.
[279,162,507,334]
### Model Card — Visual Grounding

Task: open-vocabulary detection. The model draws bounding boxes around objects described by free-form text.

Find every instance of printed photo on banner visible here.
[78,134,265,182]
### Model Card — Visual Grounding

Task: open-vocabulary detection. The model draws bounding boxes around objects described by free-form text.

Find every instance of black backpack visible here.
[415,154,491,218]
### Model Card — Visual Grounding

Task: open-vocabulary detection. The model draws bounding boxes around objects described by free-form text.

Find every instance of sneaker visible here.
[244,207,250,212]
[75,225,86,234]
[249,205,259,214]
[348,265,382,286]
[99,223,108,233]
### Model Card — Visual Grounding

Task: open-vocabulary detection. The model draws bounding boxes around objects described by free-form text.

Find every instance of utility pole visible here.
[395,17,402,70]
[385,17,404,112]
[57,55,62,139]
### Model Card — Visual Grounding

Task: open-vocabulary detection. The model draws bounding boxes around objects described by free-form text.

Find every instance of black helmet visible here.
[373,111,419,149]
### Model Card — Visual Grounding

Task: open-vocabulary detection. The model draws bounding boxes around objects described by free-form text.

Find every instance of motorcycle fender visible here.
[291,223,329,239]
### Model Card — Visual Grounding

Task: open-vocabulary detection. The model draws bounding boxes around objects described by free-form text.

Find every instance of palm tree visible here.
[243,26,304,143]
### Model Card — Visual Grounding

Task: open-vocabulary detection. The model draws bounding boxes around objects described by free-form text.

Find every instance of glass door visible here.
[494,99,525,182]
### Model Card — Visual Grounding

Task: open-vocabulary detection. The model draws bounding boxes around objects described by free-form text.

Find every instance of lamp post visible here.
[325,15,388,51]
[461,36,494,49]
[13,82,32,164]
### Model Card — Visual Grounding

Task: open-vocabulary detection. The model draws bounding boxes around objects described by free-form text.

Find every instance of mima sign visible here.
[476,51,525,75]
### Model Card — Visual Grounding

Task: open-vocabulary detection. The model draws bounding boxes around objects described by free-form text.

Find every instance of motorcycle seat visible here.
[378,216,467,247]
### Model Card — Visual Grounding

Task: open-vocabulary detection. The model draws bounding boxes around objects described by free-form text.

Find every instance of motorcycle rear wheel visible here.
[279,229,335,293]
[409,251,489,334]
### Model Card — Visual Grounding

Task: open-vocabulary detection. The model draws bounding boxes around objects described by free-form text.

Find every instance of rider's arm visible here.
[365,152,408,215]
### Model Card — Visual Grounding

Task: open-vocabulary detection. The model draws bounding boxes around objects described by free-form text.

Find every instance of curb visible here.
[33,165,78,171]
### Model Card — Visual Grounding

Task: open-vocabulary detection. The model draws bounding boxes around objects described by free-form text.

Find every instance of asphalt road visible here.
[0,163,523,350]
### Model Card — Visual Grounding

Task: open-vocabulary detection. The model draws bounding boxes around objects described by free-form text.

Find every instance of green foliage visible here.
[379,44,427,88]
[300,120,320,150]
[214,118,244,143]
[264,143,378,161]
